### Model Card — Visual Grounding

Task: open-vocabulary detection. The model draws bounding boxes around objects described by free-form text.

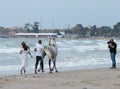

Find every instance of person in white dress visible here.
[20,42,32,74]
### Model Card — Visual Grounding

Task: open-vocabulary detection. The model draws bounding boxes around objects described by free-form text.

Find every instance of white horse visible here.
[43,38,58,73]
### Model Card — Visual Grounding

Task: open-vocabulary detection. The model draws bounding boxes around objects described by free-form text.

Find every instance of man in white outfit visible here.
[34,40,44,74]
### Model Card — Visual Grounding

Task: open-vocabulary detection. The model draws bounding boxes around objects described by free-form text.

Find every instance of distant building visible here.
[57,31,65,38]
[14,33,57,38]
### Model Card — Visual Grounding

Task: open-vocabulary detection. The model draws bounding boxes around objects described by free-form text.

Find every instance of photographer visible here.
[107,39,117,69]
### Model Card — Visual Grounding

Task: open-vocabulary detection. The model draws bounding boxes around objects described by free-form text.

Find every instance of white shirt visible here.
[35,43,43,56]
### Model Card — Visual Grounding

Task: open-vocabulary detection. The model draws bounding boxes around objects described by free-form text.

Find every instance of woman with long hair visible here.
[20,42,32,74]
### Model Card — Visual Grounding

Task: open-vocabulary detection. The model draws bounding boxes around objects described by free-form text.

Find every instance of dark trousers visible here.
[35,56,44,71]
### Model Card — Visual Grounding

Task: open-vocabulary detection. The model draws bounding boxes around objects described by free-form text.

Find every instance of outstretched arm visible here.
[28,52,33,58]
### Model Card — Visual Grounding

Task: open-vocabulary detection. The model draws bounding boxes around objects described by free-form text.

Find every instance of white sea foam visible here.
[82,40,92,44]
[0,48,19,53]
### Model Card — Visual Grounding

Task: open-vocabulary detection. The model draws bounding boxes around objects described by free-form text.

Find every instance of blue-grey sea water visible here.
[0,38,120,76]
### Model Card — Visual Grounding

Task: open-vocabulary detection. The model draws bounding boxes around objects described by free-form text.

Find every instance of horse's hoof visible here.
[56,71,58,73]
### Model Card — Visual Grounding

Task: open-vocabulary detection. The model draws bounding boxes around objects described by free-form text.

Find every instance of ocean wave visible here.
[0,48,19,53]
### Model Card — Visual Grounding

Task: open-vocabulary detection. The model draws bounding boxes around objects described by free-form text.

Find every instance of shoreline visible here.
[0,63,114,77]
[0,68,120,89]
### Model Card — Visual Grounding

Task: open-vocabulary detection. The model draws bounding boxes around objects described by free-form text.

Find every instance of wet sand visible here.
[0,68,120,89]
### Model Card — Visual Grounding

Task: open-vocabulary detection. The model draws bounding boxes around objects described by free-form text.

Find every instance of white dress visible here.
[20,48,29,68]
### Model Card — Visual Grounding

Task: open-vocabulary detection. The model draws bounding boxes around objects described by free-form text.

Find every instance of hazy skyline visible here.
[0,0,120,29]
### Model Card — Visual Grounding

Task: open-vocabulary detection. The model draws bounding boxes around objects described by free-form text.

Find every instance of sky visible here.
[0,0,120,29]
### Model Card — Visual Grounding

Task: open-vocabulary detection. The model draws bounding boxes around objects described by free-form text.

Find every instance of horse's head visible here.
[49,37,56,46]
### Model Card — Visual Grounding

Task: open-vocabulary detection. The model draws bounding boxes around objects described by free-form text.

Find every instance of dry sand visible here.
[0,68,120,89]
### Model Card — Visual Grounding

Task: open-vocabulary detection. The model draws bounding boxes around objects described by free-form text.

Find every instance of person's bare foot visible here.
[35,69,37,74]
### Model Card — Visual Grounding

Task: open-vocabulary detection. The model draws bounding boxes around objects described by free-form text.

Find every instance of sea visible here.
[0,38,120,76]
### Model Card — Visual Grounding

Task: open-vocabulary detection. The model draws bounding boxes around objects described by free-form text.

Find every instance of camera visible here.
[107,40,113,44]
[107,41,111,44]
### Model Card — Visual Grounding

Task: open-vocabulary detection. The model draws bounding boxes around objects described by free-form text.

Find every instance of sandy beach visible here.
[0,68,120,89]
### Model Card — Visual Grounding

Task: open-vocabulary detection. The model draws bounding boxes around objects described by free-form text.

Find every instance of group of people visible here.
[20,40,44,74]
[19,38,117,74]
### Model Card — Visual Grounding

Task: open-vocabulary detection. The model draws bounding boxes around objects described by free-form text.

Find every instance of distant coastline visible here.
[1,21,120,38]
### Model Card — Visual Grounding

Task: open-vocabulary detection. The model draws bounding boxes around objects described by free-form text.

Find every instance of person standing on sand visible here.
[34,40,44,74]
[107,39,117,69]
[20,42,33,74]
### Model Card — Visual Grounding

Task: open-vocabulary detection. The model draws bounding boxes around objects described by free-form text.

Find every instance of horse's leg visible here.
[51,58,58,73]
[53,58,58,72]
[49,59,52,73]
[51,59,55,72]
[55,64,58,73]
